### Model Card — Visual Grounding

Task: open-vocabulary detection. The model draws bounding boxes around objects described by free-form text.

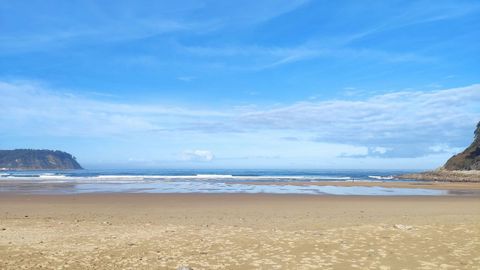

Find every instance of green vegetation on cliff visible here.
[443,121,480,171]
[0,149,82,170]
[397,122,480,182]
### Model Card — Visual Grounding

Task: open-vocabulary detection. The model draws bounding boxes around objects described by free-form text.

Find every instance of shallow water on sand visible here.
[0,169,451,195]
[0,180,447,195]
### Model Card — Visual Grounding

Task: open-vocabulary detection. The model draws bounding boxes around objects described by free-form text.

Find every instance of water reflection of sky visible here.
[0,181,448,196]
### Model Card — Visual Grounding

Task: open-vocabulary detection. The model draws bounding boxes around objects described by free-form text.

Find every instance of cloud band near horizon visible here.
[1,80,478,160]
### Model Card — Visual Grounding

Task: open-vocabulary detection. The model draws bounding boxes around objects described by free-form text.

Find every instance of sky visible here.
[1,0,479,169]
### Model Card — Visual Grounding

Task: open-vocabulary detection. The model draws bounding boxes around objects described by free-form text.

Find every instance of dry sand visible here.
[1,193,479,269]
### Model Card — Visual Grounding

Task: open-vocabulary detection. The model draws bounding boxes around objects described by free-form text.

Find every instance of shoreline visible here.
[2,179,480,197]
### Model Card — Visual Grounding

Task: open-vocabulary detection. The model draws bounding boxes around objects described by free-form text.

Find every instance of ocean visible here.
[0,168,446,196]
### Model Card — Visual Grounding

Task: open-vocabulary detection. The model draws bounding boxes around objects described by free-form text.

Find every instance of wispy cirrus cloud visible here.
[337,1,480,45]
[178,43,431,70]
[0,19,205,54]
[0,0,310,54]
[172,1,478,70]
[1,80,479,158]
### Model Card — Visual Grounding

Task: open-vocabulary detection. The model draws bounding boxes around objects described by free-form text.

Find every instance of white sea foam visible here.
[195,174,233,178]
[39,174,67,179]
[368,175,394,180]
[3,174,354,182]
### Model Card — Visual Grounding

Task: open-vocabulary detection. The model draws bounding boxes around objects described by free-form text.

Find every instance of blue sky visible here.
[1,0,479,169]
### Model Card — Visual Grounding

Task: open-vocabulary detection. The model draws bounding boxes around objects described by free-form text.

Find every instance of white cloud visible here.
[428,144,463,154]
[239,84,480,157]
[1,80,479,158]
[0,80,228,137]
[177,76,196,82]
[371,147,391,155]
[181,150,214,162]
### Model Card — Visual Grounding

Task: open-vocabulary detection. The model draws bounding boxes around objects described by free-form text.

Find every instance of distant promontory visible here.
[0,149,83,170]
[398,121,480,182]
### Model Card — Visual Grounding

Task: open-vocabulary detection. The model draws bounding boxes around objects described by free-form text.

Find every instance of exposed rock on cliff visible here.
[398,121,480,182]
[443,122,480,170]
[0,149,82,170]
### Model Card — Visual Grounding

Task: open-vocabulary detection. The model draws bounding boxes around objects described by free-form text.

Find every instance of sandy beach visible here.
[1,193,479,269]
[2,0,479,269]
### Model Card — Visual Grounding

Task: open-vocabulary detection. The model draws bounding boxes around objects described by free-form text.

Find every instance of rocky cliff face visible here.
[443,122,480,171]
[0,149,83,170]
